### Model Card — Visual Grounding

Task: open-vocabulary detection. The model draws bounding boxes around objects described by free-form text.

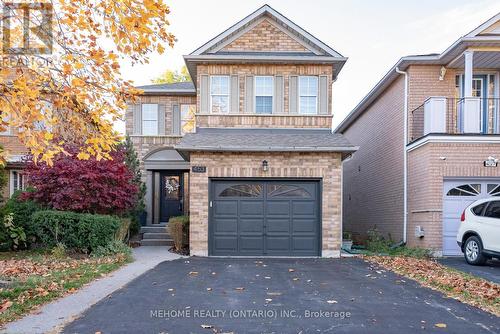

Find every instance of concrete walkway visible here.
[2,247,183,334]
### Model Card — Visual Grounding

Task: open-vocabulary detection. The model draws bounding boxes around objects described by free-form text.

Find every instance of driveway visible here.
[63,257,499,334]
[438,257,500,284]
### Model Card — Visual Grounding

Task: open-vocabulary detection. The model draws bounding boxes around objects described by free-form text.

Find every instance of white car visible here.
[457,198,500,265]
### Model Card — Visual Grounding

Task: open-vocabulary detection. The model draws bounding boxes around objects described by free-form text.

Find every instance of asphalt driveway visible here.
[438,257,500,284]
[63,257,499,334]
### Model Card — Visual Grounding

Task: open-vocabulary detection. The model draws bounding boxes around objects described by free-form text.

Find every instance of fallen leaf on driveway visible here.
[288,268,295,272]
[267,292,282,296]
[292,277,299,281]
[234,287,245,291]
[265,298,272,303]
[434,323,447,328]
[264,276,271,279]
[0,300,12,313]
[201,324,213,329]
[327,300,338,304]
[206,288,212,291]
[188,271,199,276]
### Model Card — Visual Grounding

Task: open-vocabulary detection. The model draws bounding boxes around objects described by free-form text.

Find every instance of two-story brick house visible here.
[336,13,500,256]
[127,5,357,257]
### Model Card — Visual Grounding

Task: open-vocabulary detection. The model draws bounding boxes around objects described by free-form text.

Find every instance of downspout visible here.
[396,67,408,244]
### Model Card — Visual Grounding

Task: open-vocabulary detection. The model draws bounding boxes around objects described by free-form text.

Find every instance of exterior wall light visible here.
[262,160,269,172]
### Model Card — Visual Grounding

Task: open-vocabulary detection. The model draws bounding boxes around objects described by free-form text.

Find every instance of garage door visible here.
[209,180,321,256]
[443,180,500,255]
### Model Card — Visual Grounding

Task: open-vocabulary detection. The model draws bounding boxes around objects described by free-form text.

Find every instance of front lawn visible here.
[0,250,131,325]
[367,255,500,316]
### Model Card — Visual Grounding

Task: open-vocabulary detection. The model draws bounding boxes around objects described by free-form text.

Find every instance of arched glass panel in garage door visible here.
[446,184,481,196]
[487,184,500,196]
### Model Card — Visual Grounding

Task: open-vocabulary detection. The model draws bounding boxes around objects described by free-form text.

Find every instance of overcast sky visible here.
[118,0,500,131]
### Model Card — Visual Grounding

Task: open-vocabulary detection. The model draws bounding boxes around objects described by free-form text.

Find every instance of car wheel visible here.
[464,236,487,266]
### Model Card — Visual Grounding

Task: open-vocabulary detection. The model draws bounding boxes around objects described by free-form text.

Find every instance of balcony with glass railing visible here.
[410,97,500,142]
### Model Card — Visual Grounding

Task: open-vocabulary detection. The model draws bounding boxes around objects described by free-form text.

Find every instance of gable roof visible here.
[335,12,500,133]
[136,82,195,95]
[184,5,347,81]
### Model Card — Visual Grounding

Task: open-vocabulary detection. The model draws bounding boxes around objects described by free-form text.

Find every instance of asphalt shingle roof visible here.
[175,128,358,153]
[136,82,195,94]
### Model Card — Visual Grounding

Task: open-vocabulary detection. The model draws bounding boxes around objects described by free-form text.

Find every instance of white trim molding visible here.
[407,135,500,152]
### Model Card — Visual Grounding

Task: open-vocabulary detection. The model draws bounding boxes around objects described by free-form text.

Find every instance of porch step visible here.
[140,239,174,247]
[142,232,171,240]
[140,226,168,234]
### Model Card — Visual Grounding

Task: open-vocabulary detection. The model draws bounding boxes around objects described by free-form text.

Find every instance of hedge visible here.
[32,210,121,252]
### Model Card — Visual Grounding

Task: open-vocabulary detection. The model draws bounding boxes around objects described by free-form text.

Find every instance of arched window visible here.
[487,184,500,196]
[219,184,262,197]
[267,184,311,198]
[446,184,481,196]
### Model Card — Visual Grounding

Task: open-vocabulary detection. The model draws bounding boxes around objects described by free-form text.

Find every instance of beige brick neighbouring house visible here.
[336,13,500,256]
[127,5,357,257]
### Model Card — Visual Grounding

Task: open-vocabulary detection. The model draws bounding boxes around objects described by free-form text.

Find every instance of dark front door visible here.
[209,179,321,256]
[160,173,183,223]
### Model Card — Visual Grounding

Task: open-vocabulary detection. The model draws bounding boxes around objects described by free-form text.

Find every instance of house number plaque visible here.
[192,166,207,173]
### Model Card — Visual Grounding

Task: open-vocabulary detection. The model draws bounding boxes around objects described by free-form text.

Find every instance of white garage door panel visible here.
[443,180,500,256]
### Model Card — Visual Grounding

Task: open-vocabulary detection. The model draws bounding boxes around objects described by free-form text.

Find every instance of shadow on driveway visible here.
[438,257,500,284]
[63,257,499,334]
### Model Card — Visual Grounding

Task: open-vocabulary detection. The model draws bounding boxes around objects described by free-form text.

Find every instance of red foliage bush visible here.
[23,147,139,215]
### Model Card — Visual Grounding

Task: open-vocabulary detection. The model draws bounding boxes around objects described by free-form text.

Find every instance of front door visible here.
[160,173,183,223]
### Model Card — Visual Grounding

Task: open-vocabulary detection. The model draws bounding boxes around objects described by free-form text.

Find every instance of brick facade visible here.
[408,141,500,252]
[221,19,308,53]
[196,64,333,117]
[342,76,405,243]
[188,151,343,257]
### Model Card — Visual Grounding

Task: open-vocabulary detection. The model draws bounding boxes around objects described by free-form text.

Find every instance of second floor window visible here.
[181,104,196,134]
[210,76,229,113]
[142,104,158,135]
[255,76,273,114]
[299,76,318,115]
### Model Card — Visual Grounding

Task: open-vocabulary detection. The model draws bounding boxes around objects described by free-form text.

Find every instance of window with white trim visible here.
[141,104,158,135]
[10,170,25,196]
[299,76,318,115]
[255,76,273,114]
[210,76,230,113]
[180,104,196,134]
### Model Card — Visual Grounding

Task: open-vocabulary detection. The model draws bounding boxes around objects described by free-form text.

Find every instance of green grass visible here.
[0,250,131,325]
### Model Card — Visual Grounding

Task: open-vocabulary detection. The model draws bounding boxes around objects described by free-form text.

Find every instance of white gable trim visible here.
[190,5,343,58]
[465,12,500,37]
[208,16,323,55]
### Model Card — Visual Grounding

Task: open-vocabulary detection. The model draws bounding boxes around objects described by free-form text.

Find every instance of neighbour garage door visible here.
[209,180,321,256]
[443,180,500,255]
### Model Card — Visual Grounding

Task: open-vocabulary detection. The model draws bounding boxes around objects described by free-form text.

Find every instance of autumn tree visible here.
[23,146,139,214]
[152,65,191,84]
[0,1,176,164]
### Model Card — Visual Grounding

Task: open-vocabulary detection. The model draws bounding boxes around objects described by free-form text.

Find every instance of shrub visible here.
[51,242,67,258]
[168,216,189,251]
[32,210,121,252]
[115,218,131,242]
[3,213,26,250]
[366,227,392,253]
[1,190,42,244]
[23,146,139,215]
[92,240,132,258]
[119,136,146,235]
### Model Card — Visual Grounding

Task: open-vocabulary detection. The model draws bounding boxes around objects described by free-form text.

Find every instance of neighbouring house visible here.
[0,127,28,200]
[127,5,357,257]
[336,13,500,256]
